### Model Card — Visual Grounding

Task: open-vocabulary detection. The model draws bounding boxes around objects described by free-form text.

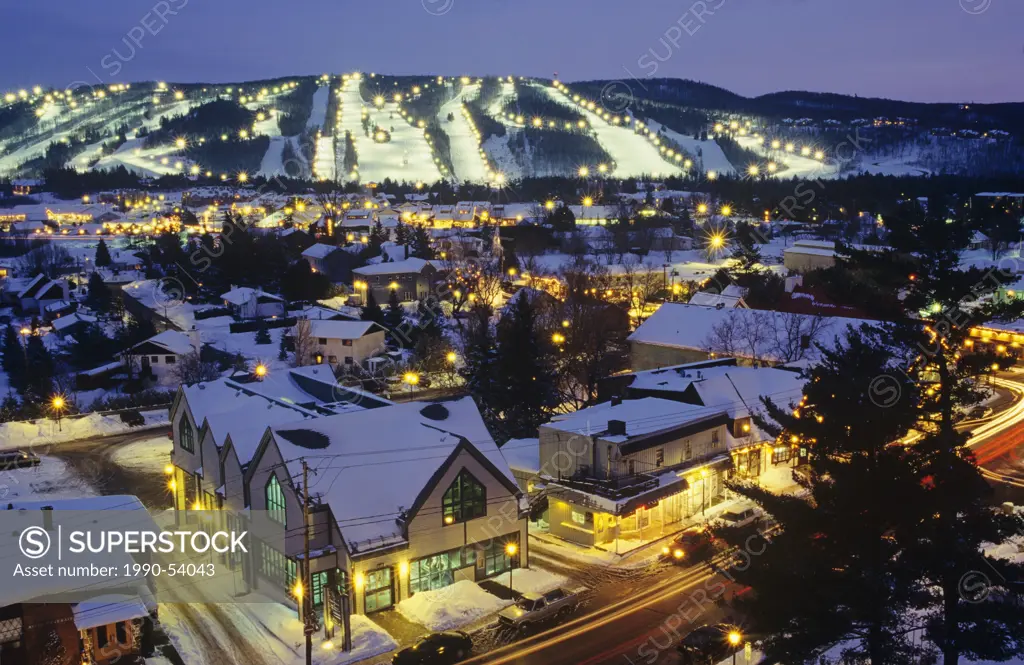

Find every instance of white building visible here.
[129,329,200,385]
[221,286,286,319]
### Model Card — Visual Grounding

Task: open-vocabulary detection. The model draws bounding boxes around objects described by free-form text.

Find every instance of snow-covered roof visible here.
[688,366,805,420]
[221,286,284,305]
[627,303,871,362]
[543,397,723,443]
[269,397,516,552]
[51,312,97,332]
[208,397,319,465]
[304,319,378,340]
[133,330,195,355]
[500,438,540,474]
[302,243,339,259]
[352,257,433,276]
[15,273,47,299]
[74,594,150,631]
[688,292,745,308]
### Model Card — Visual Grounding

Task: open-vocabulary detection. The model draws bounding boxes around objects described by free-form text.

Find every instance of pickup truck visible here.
[497,588,579,628]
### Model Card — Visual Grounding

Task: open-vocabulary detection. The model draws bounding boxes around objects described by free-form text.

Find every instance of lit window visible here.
[178,414,194,453]
[442,470,486,525]
[266,475,287,525]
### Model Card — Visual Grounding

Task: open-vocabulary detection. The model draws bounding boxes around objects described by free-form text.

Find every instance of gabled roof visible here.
[16,273,48,299]
[221,286,284,305]
[51,312,97,332]
[303,319,380,340]
[133,330,195,356]
[302,243,339,260]
[352,257,433,276]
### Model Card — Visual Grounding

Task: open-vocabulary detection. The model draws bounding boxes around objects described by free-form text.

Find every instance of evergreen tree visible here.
[369,220,387,255]
[278,330,289,361]
[394,222,410,246]
[730,328,926,665]
[384,289,405,337]
[411,226,435,259]
[462,305,499,428]
[70,323,118,369]
[94,238,112,267]
[1,325,26,393]
[85,272,113,313]
[501,245,519,276]
[730,222,763,275]
[254,320,271,345]
[360,291,384,325]
[23,335,54,402]
[493,292,557,439]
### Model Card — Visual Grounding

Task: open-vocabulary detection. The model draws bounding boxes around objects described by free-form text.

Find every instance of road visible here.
[969,374,1024,503]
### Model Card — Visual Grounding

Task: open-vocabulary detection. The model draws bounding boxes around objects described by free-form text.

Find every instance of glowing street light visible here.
[747,164,759,177]
[578,166,589,177]
[254,363,268,379]
[582,196,594,207]
[446,351,458,364]
[51,395,66,431]
[505,542,518,592]
[720,205,733,216]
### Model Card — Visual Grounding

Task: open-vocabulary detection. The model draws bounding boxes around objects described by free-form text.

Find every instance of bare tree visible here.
[770,311,828,363]
[292,320,316,367]
[17,242,72,278]
[172,350,221,385]
[618,256,665,327]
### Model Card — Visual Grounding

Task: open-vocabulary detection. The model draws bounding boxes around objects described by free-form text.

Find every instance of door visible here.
[364,567,393,613]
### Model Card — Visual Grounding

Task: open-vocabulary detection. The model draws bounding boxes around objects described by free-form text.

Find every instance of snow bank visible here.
[508,567,568,594]
[110,435,173,472]
[0,455,99,501]
[0,409,169,450]
[397,579,511,630]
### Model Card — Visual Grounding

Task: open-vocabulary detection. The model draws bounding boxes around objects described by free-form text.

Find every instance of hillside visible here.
[2,73,1022,184]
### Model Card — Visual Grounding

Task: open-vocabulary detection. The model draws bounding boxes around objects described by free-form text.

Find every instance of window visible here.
[95,625,108,649]
[481,534,518,577]
[258,542,296,588]
[442,470,486,525]
[342,339,353,347]
[179,414,194,453]
[318,338,328,345]
[627,459,636,475]
[571,510,586,525]
[364,567,393,613]
[165,355,176,364]
[344,356,354,365]
[711,430,720,446]
[683,441,692,461]
[115,622,127,644]
[150,355,159,363]
[638,509,651,529]
[312,570,328,607]
[265,475,287,525]
[410,549,462,594]
[328,355,338,364]
[656,448,664,467]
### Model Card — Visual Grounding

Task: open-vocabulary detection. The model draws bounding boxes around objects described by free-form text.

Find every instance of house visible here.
[129,329,200,385]
[568,204,618,226]
[783,239,840,273]
[536,397,733,548]
[0,496,157,665]
[50,311,97,338]
[11,178,41,196]
[296,319,387,369]
[221,286,286,319]
[168,388,526,618]
[351,258,438,303]
[627,303,870,370]
[301,243,360,283]
[687,291,747,309]
[16,274,70,313]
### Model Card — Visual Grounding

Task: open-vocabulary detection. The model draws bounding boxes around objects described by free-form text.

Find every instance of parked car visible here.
[497,588,579,628]
[661,528,716,564]
[0,450,40,470]
[677,623,742,665]
[392,631,472,664]
[712,505,761,530]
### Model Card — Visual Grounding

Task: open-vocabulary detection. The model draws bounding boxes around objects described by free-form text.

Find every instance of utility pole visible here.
[302,460,313,665]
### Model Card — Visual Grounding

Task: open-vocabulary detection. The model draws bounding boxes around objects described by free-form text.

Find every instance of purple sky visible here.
[3,0,1023,103]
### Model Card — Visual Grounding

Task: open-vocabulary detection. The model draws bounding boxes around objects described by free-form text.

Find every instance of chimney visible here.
[610,395,622,407]
[42,506,53,531]
[607,419,626,436]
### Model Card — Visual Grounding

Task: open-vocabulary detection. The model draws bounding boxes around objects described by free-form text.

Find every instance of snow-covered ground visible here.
[110,435,173,472]
[534,83,684,179]
[307,85,330,131]
[0,455,99,501]
[91,137,190,177]
[160,596,396,665]
[337,80,441,184]
[736,135,840,179]
[0,409,169,450]
[259,136,291,177]
[397,579,511,631]
[646,120,735,175]
[313,133,336,181]
[439,83,492,183]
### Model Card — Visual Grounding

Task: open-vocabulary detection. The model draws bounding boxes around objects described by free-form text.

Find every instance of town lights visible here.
[697,203,708,215]
[446,352,457,364]
[707,171,718,181]
[403,372,420,386]
[52,396,65,410]
[582,196,594,207]
[728,630,742,646]
[747,165,759,177]
[237,172,249,183]
[720,205,733,217]
[709,233,725,249]
[578,166,589,177]
[254,364,268,378]
[552,333,566,344]
[373,95,385,107]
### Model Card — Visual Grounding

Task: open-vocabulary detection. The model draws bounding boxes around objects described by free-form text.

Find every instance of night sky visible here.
[4,0,1022,103]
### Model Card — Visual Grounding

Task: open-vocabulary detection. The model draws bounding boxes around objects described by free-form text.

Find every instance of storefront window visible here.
[410,549,462,594]
[364,567,394,613]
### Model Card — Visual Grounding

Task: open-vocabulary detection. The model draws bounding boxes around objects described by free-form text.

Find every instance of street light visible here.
[505,542,518,595]
[728,629,742,665]
[51,395,65,432]
[446,351,457,364]
[254,363,268,379]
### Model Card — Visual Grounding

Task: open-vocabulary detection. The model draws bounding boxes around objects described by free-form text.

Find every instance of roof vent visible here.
[608,419,627,436]
[610,396,622,407]
[420,403,450,421]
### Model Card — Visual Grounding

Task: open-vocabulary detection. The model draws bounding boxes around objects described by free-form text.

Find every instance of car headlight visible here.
[662,546,670,555]
[673,549,684,559]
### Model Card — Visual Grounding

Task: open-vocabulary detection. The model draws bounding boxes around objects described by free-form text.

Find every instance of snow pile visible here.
[0,409,169,450]
[507,567,568,594]
[110,435,173,472]
[397,579,512,630]
[0,456,99,501]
